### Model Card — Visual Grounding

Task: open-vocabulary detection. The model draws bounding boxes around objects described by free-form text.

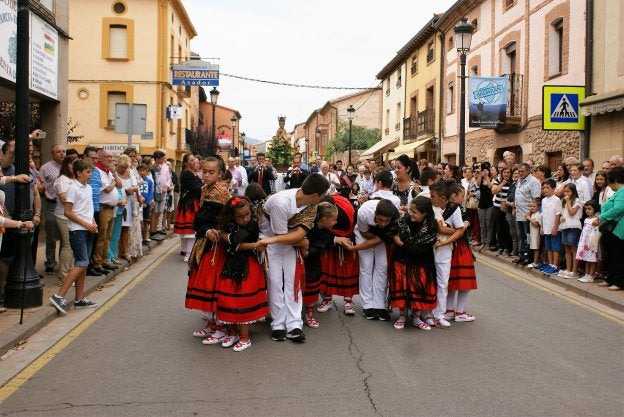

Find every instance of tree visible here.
[325,121,381,158]
[266,135,294,167]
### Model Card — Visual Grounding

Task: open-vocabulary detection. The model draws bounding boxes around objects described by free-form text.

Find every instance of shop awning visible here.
[579,89,624,116]
[360,138,399,158]
[387,137,434,160]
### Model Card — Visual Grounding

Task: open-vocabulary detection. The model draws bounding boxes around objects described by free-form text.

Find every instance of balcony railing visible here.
[410,64,417,75]
[500,73,523,127]
[395,122,401,131]
[384,127,389,135]
[385,88,390,96]
[404,108,435,139]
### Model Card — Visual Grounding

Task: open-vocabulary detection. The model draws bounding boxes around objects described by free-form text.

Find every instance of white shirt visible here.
[235,165,248,194]
[559,197,582,230]
[355,199,379,234]
[98,168,118,206]
[571,176,592,203]
[260,188,307,253]
[370,189,401,209]
[541,195,562,234]
[53,175,75,220]
[65,181,94,231]
[433,205,463,257]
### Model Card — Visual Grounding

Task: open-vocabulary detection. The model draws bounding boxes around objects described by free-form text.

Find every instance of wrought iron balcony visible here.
[499,73,523,128]
[404,108,435,139]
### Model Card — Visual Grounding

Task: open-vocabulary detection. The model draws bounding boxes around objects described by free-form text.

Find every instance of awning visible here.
[579,89,624,116]
[360,138,399,158]
[387,137,434,160]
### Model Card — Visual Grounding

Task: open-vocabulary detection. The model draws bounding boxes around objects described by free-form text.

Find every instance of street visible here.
[0,240,622,417]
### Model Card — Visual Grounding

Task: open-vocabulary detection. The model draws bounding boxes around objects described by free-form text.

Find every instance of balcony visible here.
[496,73,523,130]
[175,84,191,98]
[384,127,390,135]
[395,122,401,131]
[396,78,402,88]
[404,108,435,139]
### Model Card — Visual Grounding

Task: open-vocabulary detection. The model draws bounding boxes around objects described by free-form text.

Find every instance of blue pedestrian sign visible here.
[542,85,585,131]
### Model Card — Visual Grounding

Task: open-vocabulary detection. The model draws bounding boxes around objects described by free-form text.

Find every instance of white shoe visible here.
[454,312,476,322]
[183,252,191,262]
[202,330,226,345]
[557,270,570,278]
[343,301,355,316]
[435,318,452,328]
[316,299,333,313]
[577,275,594,283]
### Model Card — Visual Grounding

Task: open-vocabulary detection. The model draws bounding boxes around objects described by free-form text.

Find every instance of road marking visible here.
[0,244,179,403]
[477,255,624,324]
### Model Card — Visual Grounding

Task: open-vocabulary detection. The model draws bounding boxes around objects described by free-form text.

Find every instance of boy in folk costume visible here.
[259,174,330,342]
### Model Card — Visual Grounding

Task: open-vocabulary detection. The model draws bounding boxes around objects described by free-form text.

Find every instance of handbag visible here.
[588,227,601,252]
[467,196,478,210]
[598,219,617,234]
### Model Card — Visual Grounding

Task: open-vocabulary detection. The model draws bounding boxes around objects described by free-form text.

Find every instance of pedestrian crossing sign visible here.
[543,85,585,130]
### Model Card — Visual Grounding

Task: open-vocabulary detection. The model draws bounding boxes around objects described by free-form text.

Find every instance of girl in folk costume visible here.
[426,180,466,329]
[206,196,269,351]
[317,195,360,316]
[389,196,438,331]
[174,154,203,262]
[244,182,268,220]
[445,182,477,323]
[186,157,231,343]
[392,154,421,215]
[303,202,339,328]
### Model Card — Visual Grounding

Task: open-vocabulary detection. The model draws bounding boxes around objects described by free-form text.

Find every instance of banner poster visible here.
[469,76,508,128]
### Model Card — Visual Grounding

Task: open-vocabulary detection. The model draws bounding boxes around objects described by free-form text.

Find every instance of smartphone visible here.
[36,131,47,139]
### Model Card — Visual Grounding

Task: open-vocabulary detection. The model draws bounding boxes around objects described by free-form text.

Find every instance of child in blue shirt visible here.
[138,163,154,244]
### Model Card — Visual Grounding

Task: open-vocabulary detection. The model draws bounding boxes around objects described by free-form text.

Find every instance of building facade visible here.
[438,0,585,168]
[67,0,197,161]
[197,101,242,159]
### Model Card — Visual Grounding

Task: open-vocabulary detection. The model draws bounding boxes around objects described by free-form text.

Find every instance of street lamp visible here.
[209,87,219,155]
[454,17,473,166]
[230,115,237,156]
[347,104,355,165]
[240,132,246,162]
[305,137,309,166]
[315,127,321,160]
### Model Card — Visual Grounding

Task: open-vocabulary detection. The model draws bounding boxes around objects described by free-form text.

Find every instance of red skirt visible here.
[216,255,269,324]
[174,200,199,235]
[448,239,477,291]
[389,262,437,311]
[185,241,225,312]
[319,247,359,297]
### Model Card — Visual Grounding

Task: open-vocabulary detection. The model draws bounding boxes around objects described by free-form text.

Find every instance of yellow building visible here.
[67,0,197,161]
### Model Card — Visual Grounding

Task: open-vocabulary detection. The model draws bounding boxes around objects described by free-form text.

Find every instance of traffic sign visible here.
[542,85,585,131]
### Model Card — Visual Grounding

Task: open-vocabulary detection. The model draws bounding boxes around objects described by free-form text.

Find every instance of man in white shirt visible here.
[234,156,248,195]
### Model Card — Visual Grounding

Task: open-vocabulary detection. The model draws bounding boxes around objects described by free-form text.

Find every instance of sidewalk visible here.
[475,247,624,313]
[0,232,178,356]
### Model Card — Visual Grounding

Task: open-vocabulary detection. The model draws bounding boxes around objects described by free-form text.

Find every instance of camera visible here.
[473,161,490,172]
[35,131,47,139]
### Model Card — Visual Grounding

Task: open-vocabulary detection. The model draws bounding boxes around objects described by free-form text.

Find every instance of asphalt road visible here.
[0,242,622,417]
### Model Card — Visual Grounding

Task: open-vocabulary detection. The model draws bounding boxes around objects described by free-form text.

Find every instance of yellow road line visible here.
[477,255,624,324]
[0,244,178,403]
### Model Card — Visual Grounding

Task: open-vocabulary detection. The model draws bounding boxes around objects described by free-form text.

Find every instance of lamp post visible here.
[346,104,355,165]
[230,115,237,157]
[454,17,473,166]
[209,87,219,155]
[315,127,321,161]
[305,137,309,166]
[240,132,246,163]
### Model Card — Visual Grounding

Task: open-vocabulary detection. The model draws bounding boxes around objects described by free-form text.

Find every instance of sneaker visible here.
[102,264,118,271]
[232,338,252,352]
[202,330,227,345]
[286,328,306,343]
[421,314,435,327]
[343,301,355,316]
[363,308,378,320]
[316,298,333,313]
[535,263,548,271]
[183,252,191,263]
[377,309,391,321]
[597,281,611,287]
[305,315,320,329]
[607,285,622,291]
[192,324,215,338]
[567,272,580,279]
[271,329,287,342]
[412,317,432,331]
[393,318,406,330]
[44,266,54,275]
[454,312,476,322]
[49,294,68,315]
[544,266,559,276]
[577,275,594,283]
[73,298,97,309]
[445,309,455,320]
[526,263,538,269]
[557,270,570,278]
[86,268,102,277]
[435,318,452,328]
[221,335,240,348]
[111,258,123,265]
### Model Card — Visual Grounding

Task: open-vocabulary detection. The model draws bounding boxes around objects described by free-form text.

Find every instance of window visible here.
[448,36,454,51]
[471,65,479,76]
[107,92,126,128]
[396,69,402,88]
[504,0,515,10]
[502,42,517,75]
[109,25,127,59]
[102,18,134,60]
[549,18,564,76]
[385,109,390,134]
[471,18,479,32]
[385,80,390,96]
[427,41,435,63]
[410,56,418,75]
[447,82,455,114]
[395,103,401,130]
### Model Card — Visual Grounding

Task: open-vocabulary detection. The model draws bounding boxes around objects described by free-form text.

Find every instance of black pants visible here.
[603,232,624,287]
[494,207,512,253]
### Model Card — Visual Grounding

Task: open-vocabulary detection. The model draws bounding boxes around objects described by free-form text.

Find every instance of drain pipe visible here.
[435,27,445,164]
[582,0,593,160]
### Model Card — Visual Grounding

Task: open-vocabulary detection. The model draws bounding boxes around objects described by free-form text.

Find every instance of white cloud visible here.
[182,0,456,141]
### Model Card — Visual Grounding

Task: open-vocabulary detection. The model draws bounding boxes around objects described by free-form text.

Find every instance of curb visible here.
[475,248,624,313]
[0,233,176,357]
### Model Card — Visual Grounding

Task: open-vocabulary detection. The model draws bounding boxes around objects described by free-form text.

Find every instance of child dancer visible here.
[526,198,542,269]
[428,180,465,328]
[303,202,339,328]
[389,196,438,330]
[576,200,600,283]
[186,157,231,343]
[446,183,477,322]
[211,196,269,351]
[558,183,582,279]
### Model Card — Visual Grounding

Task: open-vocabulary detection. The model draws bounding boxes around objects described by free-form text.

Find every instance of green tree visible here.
[326,121,381,158]
[266,135,294,166]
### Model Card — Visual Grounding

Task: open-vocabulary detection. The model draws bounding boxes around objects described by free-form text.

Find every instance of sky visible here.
[182,0,457,142]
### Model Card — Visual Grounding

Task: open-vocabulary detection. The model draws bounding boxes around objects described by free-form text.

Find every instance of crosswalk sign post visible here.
[542,85,585,131]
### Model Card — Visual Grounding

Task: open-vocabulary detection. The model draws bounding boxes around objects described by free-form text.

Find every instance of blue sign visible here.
[171,61,219,86]
[542,85,585,131]
[469,76,508,128]
[549,93,579,123]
